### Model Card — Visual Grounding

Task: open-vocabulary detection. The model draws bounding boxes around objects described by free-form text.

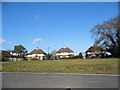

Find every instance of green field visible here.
[2,58,119,74]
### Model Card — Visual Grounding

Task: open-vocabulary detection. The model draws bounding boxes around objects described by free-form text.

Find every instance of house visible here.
[0,50,11,61]
[56,47,74,58]
[85,46,111,58]
[10,51,23,61]
[0,50,24,61]
[27,48,46,60]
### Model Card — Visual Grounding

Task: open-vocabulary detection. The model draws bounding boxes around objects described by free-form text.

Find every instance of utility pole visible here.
[47,47,50,54]
[47,47,50,60]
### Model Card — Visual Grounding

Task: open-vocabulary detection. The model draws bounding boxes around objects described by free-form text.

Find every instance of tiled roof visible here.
[0,50,11,57]
[0,50,23,58]
[28,49,46,55]
[56,47,74,53]
[86,46,104,52]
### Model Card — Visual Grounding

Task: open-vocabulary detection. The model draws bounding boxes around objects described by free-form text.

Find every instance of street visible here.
[2,72,119,88]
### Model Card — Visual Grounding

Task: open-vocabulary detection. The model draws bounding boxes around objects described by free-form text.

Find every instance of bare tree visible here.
[51,50,56,56]
[91,16,120,57]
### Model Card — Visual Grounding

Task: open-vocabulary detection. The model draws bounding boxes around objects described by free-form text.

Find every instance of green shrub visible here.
[31,58,39,60]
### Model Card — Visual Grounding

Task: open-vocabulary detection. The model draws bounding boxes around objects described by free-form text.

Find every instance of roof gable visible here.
[56,47,74,53]
[28,49,46,55]
[86,46,104,52]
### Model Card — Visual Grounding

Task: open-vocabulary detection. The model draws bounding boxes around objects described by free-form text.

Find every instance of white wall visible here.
[56,52,74,56]
[10,52,19,55]
[27,54,45,57]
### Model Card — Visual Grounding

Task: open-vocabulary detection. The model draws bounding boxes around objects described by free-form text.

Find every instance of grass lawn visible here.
[2,58,119,74]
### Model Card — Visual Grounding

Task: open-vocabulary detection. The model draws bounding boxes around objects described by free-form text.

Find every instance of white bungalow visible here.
[27,48,46,60]
[56,47,74,58]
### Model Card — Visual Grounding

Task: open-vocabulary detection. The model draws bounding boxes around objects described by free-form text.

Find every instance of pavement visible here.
[2,72,119,88]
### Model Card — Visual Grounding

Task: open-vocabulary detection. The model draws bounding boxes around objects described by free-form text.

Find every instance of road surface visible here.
[2,72,119,88]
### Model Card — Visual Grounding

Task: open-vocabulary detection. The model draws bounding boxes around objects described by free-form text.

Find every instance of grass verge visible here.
[2,58,119,74]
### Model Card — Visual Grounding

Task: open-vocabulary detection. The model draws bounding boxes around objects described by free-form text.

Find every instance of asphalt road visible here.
[2,72,119,88]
